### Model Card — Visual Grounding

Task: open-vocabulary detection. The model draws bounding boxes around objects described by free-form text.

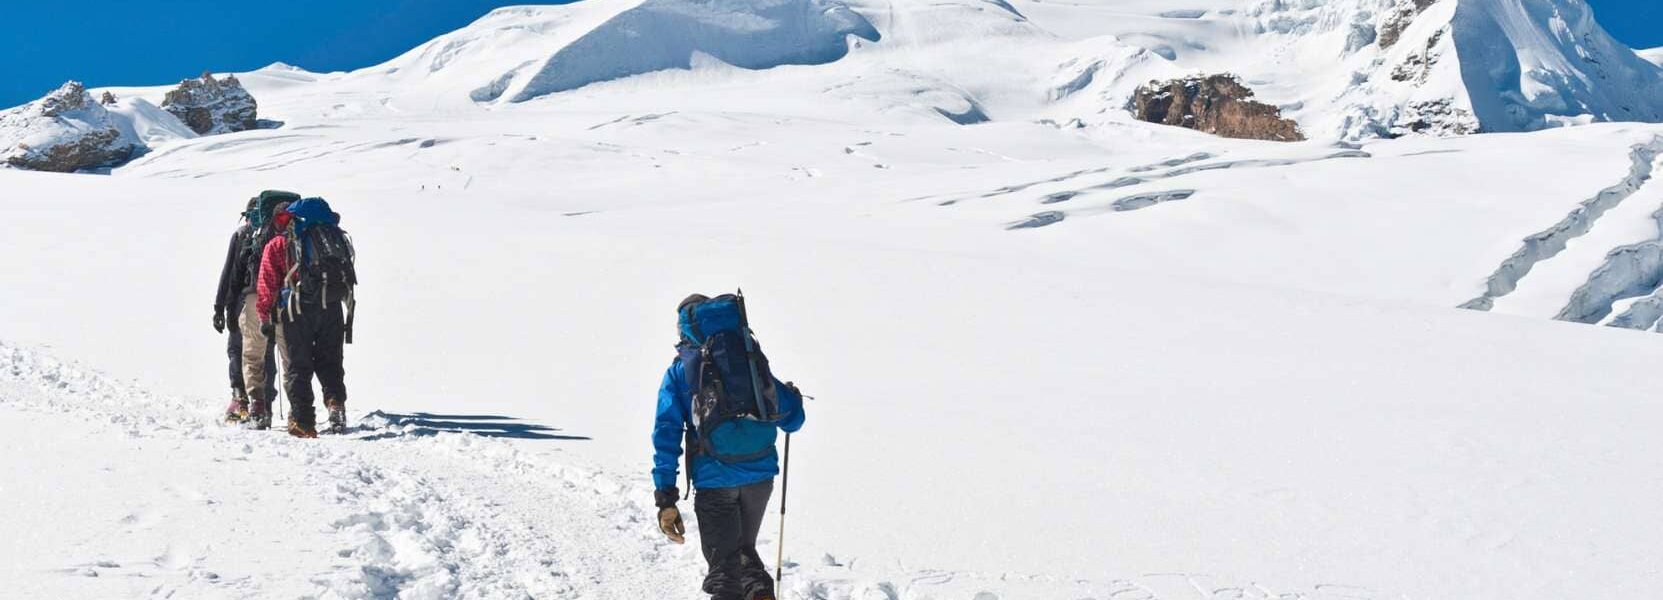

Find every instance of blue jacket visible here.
[652,358,805,490]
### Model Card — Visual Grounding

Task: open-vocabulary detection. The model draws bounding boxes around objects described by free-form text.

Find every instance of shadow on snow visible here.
[357,411,592,442]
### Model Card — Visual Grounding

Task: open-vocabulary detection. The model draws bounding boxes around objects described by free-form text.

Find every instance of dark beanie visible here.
[678,294,710,313]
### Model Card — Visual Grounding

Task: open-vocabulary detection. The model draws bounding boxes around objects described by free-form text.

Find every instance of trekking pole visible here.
[776,432,791,586]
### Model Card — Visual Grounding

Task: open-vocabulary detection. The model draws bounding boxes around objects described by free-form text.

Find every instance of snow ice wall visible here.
[1452,0,1663,131]
[498,0,880,102]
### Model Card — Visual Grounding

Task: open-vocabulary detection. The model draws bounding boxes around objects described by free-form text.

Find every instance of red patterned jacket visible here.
[256,234,291,323]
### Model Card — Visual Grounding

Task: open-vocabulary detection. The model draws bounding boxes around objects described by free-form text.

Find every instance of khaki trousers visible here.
[237,292,282,408]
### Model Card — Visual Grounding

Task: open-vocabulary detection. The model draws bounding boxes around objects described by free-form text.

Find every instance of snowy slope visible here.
[105,97,198,146]
[5,1,1663,598]
[1016,0,1663,138]
[7,117,1663,598]
[1641,46,1663,68]
[312,0,1663,140]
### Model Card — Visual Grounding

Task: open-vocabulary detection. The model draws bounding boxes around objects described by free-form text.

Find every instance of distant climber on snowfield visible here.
[653,292,805,600]
[235,191,299,429]
[214,197,278,424]
[256,198,357,438]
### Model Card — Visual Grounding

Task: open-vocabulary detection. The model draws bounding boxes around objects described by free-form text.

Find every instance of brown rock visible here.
[1379,0,1438,49]
[161,72,258,135]
[1131,74,1305,142]
[100,91,118,105]
[1,81,142,172]
[6,128,135,172]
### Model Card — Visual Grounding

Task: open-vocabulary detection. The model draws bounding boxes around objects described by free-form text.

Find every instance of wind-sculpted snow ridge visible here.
[504,0,880,102]
[1558,147,1663,324]
[1462,138,1663,311]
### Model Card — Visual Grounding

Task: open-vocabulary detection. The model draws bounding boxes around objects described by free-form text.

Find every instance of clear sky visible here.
[0,0,1659,108]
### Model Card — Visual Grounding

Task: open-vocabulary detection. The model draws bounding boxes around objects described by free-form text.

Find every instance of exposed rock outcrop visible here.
[1131,75,1304,142]
[1393,98,1478,137]
[99,91,117,105]
[1379,0,1439,49]
[161,71,258,135]
[0,81,142,172]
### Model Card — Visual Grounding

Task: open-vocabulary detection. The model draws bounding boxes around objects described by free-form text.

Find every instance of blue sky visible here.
[0,0,1659,108]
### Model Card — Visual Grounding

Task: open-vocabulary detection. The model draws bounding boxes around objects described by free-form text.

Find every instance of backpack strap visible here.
[282,224,303,319]
[675,342,701,496]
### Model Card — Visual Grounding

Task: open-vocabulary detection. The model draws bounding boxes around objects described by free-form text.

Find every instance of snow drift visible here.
[503,0,879,101]
[106,98,198,147]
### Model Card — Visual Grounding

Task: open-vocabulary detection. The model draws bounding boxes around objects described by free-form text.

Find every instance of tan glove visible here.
[658,506,686,544]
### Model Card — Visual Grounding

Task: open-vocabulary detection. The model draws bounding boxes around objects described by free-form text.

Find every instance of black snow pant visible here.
[279,300,347,427]
[226,297,276,400]
[695,479,775,600]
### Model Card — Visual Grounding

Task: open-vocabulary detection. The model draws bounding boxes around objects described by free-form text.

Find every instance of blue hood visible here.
[287,197,340,229]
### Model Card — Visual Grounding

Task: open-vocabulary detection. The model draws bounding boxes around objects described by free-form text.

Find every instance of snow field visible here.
[6,0,1663,597]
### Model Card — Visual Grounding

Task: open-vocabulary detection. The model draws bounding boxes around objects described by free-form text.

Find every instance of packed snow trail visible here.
[0,340,706,599]
[9,340,1411,599]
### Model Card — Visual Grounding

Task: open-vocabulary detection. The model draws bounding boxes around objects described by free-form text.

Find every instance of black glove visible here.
[260,320,275,339]
[654,487,680,508]
[213,311,226,334]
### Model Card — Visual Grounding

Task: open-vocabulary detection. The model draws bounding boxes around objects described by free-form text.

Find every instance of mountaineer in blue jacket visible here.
[653,293,805,600]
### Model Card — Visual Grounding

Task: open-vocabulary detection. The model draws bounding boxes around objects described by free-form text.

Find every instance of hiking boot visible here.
[223,392,249,424]
[287,417,318,439]
[247,401,273,430]
[325,408,347,435]
[323,399,347,435]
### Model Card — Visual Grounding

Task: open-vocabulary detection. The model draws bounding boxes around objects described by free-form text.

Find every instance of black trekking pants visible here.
[226,297,276,399]
[695,479,775,600]
[280,300,347,426]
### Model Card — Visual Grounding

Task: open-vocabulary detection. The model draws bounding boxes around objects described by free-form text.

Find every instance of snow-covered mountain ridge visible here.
[4,0,1658,149]
[323,0,1663,140]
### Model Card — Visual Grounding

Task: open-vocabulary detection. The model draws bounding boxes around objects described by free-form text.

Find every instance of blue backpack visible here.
[677,292,782,464]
